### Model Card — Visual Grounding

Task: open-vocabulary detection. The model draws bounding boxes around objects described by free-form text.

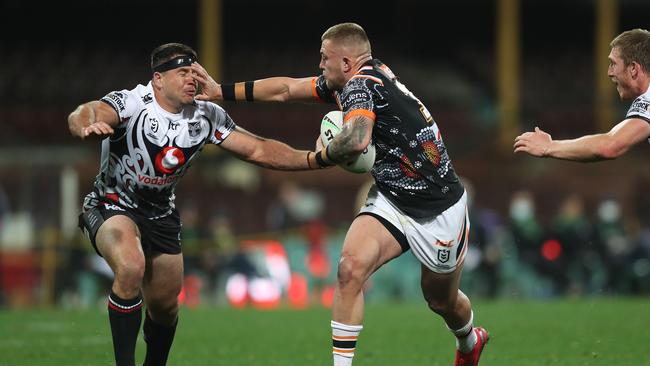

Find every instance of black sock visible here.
[143,311,178,366]
[107,291,143,366]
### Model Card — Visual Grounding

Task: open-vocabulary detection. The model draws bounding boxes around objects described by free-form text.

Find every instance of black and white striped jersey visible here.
[84,82,235,219]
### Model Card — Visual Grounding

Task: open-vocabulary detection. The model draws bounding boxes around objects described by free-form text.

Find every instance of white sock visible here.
[331,320,363,366]
[448,311,477,354]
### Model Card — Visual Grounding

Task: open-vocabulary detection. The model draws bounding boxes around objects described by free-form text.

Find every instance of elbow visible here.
[599,141,627,160]
[67,114,77,136]
[67,110,80,138]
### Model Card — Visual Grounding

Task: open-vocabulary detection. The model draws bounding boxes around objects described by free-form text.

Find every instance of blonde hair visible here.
[610,28,650,72]
[321,23,372,55]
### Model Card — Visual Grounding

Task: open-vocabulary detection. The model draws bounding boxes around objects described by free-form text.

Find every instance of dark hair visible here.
[150,43,198,70]
[610,29,650,72]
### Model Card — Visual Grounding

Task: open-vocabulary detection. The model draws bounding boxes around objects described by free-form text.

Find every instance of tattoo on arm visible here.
[328,116,369,163]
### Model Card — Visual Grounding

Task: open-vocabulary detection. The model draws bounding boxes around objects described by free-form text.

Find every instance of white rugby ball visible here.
[319,110,375,174]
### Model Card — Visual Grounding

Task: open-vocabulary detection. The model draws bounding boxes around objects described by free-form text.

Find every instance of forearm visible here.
[326,119,370,163]
[546,134,620,162]
[68,102,97,138]
[247,139,319,171]
[222,77,314,103]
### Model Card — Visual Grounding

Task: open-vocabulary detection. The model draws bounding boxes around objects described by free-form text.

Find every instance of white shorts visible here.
[358,185,469,274]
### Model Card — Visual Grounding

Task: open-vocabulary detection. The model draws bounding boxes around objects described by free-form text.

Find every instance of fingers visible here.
[192,72,207,84]
[83,122,114,138]
[191,62,207,75]
[513,140,527,150]
[315,136,325,150]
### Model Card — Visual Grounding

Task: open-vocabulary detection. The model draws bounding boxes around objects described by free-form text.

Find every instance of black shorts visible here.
[78,201,182,257]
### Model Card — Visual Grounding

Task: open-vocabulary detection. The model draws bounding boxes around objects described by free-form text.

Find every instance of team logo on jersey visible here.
[629,99,650,114]
[437,249,450,263]
[399,155,419,179]
[214,130,225,142]
[150,118,159,133]
[105,92,126,111]
[422,141,441,166]
[188,121,202,138]
[142,93,153,104]
[434,239,453,248]
[154,146,186,174]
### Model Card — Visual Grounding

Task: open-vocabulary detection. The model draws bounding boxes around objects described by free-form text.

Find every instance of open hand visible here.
[514,127,552,157]
[191,62,221,101]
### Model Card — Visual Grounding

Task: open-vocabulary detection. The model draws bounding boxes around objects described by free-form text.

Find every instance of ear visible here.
[630,61,641,79]
[341,56,352,73]
[152,72,163,88]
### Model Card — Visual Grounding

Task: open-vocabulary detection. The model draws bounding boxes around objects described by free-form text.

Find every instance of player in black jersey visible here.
[193,23,488,366]
[68,43,331,366]
[515,29,650,161]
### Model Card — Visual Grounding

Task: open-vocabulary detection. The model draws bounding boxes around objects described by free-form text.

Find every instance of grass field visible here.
[1,298,649,366]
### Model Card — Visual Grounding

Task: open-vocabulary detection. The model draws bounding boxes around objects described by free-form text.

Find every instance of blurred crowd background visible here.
[1,0,650,310]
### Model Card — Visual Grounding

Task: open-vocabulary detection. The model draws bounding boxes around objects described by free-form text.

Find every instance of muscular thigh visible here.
[95,214,144,272]
[340,215,403,278]
[142,252,184,303]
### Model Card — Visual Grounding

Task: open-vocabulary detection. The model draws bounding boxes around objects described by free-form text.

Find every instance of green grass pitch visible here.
[1,298,649,365]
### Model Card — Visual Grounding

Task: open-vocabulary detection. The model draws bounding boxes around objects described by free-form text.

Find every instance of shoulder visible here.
[348,65,385,88]
[194,100,236,130]
[627,89,650,121]
[101,84,147,116]
[194,100,228,119]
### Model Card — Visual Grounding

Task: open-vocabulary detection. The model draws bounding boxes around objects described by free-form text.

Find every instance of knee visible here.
[147,292,180,322]
[336,254,368,289]
[425,291,469,317]
[114,258,145,293]
[426,297,455,316]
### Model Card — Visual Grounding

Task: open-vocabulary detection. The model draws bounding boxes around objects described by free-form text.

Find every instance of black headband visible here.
[152,55,196,73]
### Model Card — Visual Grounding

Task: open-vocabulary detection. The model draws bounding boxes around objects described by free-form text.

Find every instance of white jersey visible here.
[84,82,236,218]
[626,85,650,124]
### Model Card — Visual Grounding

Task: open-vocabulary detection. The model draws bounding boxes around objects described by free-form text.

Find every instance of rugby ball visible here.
[319,110,375,174]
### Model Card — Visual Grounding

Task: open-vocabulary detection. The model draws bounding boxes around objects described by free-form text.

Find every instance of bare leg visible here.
[141,252,183,366]
[421,262,488,365]
[95,215,145,366]
[331,215,402,365]
[420,262,471,330]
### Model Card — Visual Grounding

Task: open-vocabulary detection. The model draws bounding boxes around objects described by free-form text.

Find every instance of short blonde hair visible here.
[321,23,372,55]
[610,28,650,72]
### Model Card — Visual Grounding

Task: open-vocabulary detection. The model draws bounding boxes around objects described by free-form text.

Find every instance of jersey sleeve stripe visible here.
[350,74,383,85]
[311,77,321,101]
[100,98,121,118]
[627,115,650,124]
[344,109,376,123]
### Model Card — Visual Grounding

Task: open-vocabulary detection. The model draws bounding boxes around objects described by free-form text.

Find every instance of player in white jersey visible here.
[515,28,650,161]
[68,43,329,366]
[191,23,488,366]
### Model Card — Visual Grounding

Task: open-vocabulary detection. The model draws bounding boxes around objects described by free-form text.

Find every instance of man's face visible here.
[160,65,198,106]
[319,40,346,91]
[608,47,634,100]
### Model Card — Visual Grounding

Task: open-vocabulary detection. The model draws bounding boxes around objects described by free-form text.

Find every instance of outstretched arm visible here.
[514,118,650,162]
[68,101,120,140]
[219,126,328,171]
[191,62,316,103]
